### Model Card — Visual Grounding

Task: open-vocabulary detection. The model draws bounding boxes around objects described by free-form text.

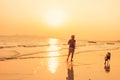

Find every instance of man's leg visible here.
[67,51,71,61]
[71,49,75,61]
[71,53,73,61]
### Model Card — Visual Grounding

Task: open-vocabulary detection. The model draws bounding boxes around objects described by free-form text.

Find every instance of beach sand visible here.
[0,49,120,80]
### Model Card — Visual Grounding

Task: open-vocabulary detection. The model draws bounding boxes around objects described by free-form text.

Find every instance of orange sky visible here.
[0,0,120,40]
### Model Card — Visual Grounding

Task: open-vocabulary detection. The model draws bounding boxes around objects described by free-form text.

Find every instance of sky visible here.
[0,0,120,40]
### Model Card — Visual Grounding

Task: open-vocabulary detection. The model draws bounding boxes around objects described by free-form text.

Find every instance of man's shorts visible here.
[69,48,75,53]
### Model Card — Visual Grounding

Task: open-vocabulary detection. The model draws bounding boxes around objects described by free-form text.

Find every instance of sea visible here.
[0,36,120,61]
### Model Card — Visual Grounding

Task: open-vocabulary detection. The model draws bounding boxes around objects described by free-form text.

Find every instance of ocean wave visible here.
[0,46,119,61]
[0,50,20,61]
[0,44,67,49]
[0,40,119,49]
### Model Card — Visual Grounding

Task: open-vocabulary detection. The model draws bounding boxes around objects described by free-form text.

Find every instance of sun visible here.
[44,8,68,27]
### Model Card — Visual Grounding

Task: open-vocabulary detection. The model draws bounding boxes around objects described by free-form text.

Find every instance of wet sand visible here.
[0,49,120,80]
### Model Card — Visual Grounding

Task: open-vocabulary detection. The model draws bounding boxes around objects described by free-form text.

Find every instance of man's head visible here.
[71,35,75,39]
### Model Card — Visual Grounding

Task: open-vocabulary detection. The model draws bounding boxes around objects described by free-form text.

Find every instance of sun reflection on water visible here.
[47,38,59,73]
[48,38,58,45]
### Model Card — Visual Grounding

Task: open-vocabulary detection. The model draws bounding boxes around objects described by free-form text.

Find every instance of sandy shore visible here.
[0,49,120,80]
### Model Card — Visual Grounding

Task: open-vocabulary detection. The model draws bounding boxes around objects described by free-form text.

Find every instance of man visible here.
[67,35,76,61]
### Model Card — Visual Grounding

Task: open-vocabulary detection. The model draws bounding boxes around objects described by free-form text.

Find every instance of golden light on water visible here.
[48,56,59,74]
[47,38,59,73]
[48,38,58,45]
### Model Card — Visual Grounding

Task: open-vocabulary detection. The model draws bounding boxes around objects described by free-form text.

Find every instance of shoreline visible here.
[0,49,120,80]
